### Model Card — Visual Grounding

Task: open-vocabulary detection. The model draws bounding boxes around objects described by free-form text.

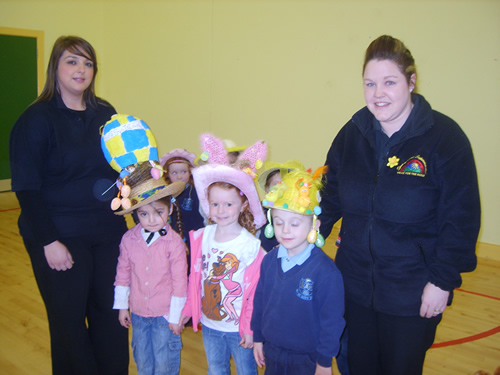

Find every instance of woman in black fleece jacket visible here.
[319,35,480,375]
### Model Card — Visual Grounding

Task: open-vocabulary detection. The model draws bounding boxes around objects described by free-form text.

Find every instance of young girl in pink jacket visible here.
[111,162,188,375]
[181,134,267,375]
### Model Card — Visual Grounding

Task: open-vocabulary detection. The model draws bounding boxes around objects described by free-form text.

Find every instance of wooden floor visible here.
[0,191,498,374]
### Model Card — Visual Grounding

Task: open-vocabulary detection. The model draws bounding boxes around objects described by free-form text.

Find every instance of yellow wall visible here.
[1,0,499,246]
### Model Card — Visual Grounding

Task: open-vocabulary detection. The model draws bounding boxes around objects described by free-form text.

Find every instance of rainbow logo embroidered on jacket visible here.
[397,155,427,177]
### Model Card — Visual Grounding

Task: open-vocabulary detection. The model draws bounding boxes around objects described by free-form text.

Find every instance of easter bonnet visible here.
[160,148,197,168]
[193,133,267,229]
[257,159,305,192]
[222,139,248,154]
[262,166,328,247]
[100,114,184,215]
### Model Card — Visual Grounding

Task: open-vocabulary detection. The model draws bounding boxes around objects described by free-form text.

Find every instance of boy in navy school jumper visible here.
[251,167,345,375]
[256,159,305,252]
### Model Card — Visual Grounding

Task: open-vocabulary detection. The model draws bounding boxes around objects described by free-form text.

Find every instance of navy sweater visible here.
[251,246,345,368]
[170,184,204,248]
[10,93,125,244]
[320,94,480,316]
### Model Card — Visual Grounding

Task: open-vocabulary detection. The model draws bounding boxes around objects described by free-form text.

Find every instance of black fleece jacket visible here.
[320,94,480,316]
[10,93,125,245]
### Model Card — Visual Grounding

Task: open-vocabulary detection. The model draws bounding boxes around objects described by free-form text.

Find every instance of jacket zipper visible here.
[368,172,379,310]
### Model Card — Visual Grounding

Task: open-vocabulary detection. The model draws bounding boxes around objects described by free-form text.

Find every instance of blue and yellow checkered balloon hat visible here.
[101,114,164,211]
[101,114,162,177]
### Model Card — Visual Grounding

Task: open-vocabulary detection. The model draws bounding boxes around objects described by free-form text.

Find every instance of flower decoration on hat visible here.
[101,114,164,211]
[262,166,328,247]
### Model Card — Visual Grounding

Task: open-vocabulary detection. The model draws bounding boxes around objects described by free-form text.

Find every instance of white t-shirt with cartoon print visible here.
[199,224,260,333]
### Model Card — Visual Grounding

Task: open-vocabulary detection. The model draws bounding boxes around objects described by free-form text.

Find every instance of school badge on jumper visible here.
[397,155,427,177]
[296,278,314,301]
[181,197,193,211]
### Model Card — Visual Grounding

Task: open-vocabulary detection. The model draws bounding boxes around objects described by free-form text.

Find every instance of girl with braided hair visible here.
[112,162,188,375]
[160,149,205,270]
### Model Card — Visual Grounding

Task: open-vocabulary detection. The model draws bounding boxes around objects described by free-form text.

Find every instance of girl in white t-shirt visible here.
[181,134,267,375]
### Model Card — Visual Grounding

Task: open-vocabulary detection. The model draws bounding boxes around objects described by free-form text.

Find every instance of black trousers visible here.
[263,342,317,375]
[24,231,129,375]
[345,299,442,375]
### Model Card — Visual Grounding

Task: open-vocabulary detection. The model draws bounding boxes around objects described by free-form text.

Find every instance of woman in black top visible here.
[320,35,480,375]
[9,36,129,375]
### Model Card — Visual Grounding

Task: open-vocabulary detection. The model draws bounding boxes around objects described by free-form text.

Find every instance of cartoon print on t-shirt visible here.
[201,257,228,320]
[203,252,243,325]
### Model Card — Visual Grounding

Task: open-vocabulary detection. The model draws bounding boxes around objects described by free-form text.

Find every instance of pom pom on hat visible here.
[112,163,185,216]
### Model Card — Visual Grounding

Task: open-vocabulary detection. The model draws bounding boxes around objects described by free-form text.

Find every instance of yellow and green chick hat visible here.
[262,166,328,247]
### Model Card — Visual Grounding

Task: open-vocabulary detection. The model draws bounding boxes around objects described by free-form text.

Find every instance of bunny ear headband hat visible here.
[101,114,184,215]
[193,133,267,229]
[262,167,328,247]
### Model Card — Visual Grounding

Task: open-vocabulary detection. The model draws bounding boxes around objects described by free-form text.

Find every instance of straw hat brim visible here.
[115,180,185,216]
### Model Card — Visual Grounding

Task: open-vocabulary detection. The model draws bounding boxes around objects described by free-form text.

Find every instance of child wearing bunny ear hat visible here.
[251,167,345,375]
[181,134,267,375]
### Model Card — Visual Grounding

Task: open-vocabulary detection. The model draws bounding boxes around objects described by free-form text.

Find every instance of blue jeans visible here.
[202,324,257,375]
[131,313,182,375]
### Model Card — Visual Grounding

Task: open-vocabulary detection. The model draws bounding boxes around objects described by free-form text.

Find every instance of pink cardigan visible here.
[115,223,188,317]
[182,227,265,338]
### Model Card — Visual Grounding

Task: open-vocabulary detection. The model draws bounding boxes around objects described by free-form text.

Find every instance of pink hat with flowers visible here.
[193,133,267,229]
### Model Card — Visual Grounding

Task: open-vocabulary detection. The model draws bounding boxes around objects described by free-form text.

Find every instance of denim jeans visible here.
[131,313,182,375]
[202,324,257,375]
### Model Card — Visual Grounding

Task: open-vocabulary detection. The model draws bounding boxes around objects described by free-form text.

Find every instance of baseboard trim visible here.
[0,180,11,192]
